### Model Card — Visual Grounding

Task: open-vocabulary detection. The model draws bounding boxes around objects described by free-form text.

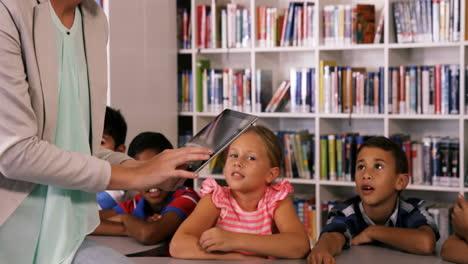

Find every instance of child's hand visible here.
[307,249,336,264]
[199,227,236,252]
[452,194,468,240]
[107,214,124,223]
[147,213,162,222]
[351,227,374,245]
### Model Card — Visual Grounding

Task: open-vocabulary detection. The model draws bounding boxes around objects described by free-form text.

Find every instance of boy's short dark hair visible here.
[104,106,127,150]
[357,136,408,174]
[128,132,174,159]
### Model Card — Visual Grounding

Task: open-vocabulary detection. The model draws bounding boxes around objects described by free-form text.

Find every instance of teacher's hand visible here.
[108,147,211,191]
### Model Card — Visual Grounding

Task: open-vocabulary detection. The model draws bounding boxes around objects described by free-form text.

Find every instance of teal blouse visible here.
[0,4,99,263]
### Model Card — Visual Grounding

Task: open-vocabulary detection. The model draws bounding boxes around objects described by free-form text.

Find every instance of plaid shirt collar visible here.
[358,197,400,227]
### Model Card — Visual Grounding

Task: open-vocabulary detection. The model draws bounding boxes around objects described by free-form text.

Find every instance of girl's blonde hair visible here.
[223,125,282,168]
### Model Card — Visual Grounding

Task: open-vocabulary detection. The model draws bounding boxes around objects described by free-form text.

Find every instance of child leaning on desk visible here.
[440,193,468,264]
[170,125,310,259]
[308,136,440,264]
[92,132,200,245]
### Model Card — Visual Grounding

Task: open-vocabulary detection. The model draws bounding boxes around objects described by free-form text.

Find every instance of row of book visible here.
[195,64,253,113]
[319,61,384,114]
[388,65,460,115]
[294,198,336,241]
[179,0,464,49]
[178,70,193,112]
[277,131,314,179]
[181,63,468,114]
[264,68,315,113]
[391,135,459,187]
[196,4,251,49]
[257,2,315,48]
[320,133,369,181]
[392,0,461,43]
[193,61,316,113]
[323,4,383,45]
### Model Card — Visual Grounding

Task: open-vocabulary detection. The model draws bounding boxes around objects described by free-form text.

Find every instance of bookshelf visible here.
[176,0,467,243]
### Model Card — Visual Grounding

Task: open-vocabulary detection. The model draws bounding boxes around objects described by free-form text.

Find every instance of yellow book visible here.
[319,60,336,113]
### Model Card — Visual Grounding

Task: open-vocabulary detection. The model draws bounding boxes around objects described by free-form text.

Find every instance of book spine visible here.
[422,137,432,185]
[336,135,343,181]
[431,137,441,186]
[328,135,336,181]
[449,139,459,187]
[320,135,328,180]
[449,65,459,114]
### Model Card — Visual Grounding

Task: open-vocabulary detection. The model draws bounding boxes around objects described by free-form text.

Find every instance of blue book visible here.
[379,67,384,114]
[296,70,302,108]
[409,66,418,114]
[441,65,450,114]
[310,68,315,113]
[284,2,295,46]
[449,65,459,114]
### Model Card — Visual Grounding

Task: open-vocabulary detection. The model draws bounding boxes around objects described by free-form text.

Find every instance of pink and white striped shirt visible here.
[200,178,293,235]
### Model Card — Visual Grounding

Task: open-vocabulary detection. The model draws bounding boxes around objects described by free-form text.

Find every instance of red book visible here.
[434,65,441,114]
[237,73,243,106]
[279,9,289,46]
[399,66,405,112]
[197,6,204,48]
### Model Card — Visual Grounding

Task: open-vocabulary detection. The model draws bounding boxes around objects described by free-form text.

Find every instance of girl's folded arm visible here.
[229,197,310,259]
[170,194,255,259]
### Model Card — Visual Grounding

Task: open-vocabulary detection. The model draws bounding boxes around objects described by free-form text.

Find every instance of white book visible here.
[301,68,309,113]
[449,0,454,41]
[266,81,287,112]
[227,4,236,48]
[309,5,315,46]
[243,69,251,112]
[405,73,410,114]
[221,9,227,48]
[235,9,242,48]
[453,0,459,41]
[221,9,228,49]
[323,66,331,113]
[440,0,446,41]
[210,0,217,48]
[222,69,229,109]
[266,8,271,47]
[290,68,297,113]
[433,0,440,42]
[228,69,234,109]
[302,3,308,47]
[412,142,423,185]
[242,8,250,48]
[202,69,208,112]
[444,0,450,42]
[417,67,422,114]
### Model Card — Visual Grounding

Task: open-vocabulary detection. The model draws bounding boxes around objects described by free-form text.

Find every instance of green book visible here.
[336,135,343,181]
[196,60,210,112]
[328,135,336,181]
[320,135,328,180]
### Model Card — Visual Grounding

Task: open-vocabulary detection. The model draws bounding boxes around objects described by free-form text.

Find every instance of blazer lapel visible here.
[81,0,108,154]
[33,1,59,142]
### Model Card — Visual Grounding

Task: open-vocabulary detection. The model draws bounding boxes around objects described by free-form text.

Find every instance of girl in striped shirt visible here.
[170,125,310,259]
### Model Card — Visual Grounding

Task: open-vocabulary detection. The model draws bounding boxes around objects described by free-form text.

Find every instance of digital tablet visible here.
[185,109,258,173]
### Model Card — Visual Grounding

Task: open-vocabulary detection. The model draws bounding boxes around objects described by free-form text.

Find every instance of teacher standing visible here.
[0,0,210,263]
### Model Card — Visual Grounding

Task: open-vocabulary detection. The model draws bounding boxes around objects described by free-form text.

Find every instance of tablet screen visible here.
[185,109,258,173]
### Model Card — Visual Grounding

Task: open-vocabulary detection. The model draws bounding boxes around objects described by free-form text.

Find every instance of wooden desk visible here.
[130,245,453,264]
